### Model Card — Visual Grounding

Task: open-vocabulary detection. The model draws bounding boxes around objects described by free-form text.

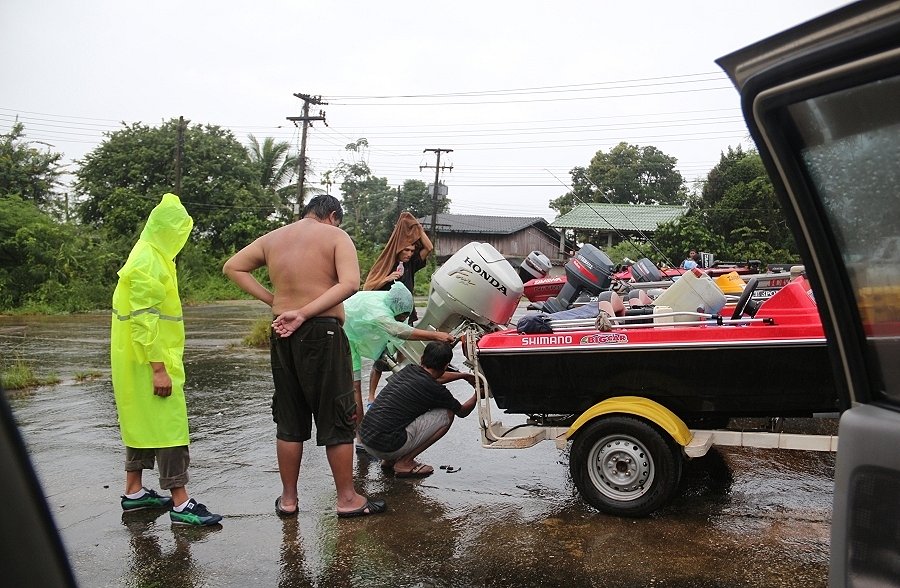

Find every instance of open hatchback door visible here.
[718,1,900,585]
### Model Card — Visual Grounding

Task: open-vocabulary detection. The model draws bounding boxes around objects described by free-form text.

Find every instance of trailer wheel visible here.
[570,415,683,517]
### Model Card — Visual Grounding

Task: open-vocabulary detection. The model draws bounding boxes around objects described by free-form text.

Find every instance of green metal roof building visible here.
[550,203,688,248]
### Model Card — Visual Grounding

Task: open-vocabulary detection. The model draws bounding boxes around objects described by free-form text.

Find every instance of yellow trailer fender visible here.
[565,396,692,447]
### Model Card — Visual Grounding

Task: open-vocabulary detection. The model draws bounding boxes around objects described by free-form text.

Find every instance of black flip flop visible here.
[336,498,387,518]
[395,463,434,478]
[275,497,298,518]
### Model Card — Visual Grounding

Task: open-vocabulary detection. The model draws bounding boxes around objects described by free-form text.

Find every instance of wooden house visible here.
[421,214,573,266]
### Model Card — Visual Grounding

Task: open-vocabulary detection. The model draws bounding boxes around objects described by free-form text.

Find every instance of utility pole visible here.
[396,184,402,218]
[420,148,453,242]
[174,116,187,196]
[287,93,327,220]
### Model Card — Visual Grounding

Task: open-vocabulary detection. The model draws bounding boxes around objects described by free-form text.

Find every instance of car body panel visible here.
[717,2,900,585]
[0,389,77,586]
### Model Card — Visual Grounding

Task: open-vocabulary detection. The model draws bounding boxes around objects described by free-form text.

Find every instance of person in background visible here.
[362,212,434,406]
[224,195,385,518]
[363,212,433,315]
[359,341,476,478]
[111,193,222,526]
[681,249,699,270]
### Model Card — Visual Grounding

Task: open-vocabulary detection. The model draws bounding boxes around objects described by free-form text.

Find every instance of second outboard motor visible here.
[630,257,663,282]
[541,244,614,313]
[517,250,552,284]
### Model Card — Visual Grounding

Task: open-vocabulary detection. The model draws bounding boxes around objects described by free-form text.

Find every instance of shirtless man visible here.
[223,195,385,518]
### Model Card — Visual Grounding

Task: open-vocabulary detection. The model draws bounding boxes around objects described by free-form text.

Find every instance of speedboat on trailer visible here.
[400,239,839,426]
[393,241,841,517]
[477,275,840,426]
[472,269,841,517]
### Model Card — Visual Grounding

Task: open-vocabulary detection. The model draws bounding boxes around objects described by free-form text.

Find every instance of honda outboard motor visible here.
[396,242,524,365]
[517,250,552,284]
[541,244,614,313]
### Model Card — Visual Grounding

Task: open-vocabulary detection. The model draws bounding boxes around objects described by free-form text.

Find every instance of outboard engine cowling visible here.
[396,242,524,365]
[630,258,663,282]
[541,244,614,313]
[517,250,552,283]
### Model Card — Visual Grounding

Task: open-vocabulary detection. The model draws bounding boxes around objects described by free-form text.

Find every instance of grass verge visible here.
[1,360,61,390]
[243,317,272,348]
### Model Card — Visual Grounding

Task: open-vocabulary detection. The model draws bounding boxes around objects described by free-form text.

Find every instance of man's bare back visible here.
[223,195,385,518]
[223,211,360,319]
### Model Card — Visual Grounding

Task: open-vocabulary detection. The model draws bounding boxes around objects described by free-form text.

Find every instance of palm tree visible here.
[246,135,296,193]
[247,134,324,220]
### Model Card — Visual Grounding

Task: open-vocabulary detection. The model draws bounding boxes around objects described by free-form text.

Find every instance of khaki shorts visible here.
[125,445,190,490]
[361,408,453,462]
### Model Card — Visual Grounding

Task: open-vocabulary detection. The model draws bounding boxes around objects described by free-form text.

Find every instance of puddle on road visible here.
[1,302,836,588]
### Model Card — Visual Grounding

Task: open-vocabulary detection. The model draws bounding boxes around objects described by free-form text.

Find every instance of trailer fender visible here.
[565,396,692,447]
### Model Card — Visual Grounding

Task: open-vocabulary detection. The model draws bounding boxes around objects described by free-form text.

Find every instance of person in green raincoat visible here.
[111,193,222,526]
[341,282,456,430]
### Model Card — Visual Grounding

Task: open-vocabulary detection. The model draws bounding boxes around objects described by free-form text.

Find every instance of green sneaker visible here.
[121,488,173,511]
[169,499,223,526]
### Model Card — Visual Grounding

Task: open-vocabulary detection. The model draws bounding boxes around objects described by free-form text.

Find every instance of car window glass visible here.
[787,74,900,405]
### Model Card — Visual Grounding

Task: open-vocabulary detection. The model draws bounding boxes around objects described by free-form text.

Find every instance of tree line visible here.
[550,141,799,267]
[0,119,446,312]
[1,118,797,313]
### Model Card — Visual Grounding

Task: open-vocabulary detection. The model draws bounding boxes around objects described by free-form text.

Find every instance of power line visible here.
[0,71,753,206]
[2,105,743,132]
[326,85,734,106]
[2,107,747,150]
[321,118,747,140]
[326,71,727,99]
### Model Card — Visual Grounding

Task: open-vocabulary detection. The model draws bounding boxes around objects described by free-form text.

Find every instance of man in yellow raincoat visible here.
[111,193,222,526]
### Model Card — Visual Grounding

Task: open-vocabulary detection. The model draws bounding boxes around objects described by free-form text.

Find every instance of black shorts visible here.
[270,317,357,445]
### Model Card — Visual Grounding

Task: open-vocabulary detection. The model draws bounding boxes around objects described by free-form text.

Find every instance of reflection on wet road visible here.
[1,301,836,587]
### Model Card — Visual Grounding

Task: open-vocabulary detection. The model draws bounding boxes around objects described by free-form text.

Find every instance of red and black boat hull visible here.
[478,276,843,422]
[478,337,839,420]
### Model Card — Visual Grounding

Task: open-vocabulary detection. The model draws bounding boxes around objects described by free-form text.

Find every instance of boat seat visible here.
[597,300,616,318]
[597,291,625,316]
[626,289,653,306]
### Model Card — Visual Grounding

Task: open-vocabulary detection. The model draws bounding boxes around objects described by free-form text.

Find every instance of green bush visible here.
[355,239,381,286]
[414,258,436,296]
[22,278,113,313]
[179,246,269,304]
[603,242,653,266]
[0,196,121,312]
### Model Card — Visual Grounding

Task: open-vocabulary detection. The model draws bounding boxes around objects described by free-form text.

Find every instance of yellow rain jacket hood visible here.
[110,193,194,448]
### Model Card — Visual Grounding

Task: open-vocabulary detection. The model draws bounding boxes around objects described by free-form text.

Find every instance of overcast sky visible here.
[2,0,851,221]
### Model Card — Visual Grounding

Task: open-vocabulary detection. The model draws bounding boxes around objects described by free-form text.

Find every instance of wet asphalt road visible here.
[0,301,836,587]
